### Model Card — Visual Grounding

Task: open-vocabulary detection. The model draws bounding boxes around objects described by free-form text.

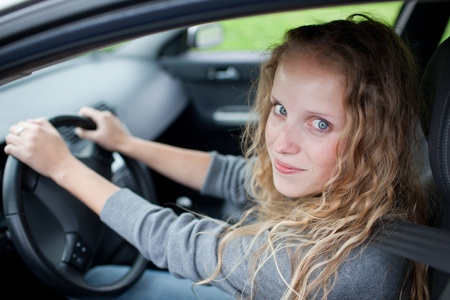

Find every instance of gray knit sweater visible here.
[100,152,409,299]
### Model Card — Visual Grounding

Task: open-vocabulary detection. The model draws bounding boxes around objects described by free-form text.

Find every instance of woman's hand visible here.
[76,107,130,153]
[5,116,121,215]
[4,118,76,180]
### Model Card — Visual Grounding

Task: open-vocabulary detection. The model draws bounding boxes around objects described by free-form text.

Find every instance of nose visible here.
[273,123,301,155]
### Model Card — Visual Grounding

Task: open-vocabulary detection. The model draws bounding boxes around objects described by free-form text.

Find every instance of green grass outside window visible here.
[204,2,404,51]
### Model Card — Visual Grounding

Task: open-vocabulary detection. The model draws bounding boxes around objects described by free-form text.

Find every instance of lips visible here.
[274,159,305,174]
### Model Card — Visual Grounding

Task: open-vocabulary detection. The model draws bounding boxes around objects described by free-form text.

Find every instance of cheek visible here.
[311,139,339,176]
[265,115,278,147]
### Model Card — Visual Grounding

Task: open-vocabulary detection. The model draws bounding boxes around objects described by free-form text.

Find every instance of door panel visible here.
[156,50,263,219]
[160,51,263,130]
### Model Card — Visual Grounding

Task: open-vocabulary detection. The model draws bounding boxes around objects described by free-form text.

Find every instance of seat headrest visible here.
[422,37,450,205]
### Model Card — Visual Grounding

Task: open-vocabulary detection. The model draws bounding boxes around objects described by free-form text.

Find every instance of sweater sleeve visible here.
[100,189,410,299]
[100,189,288,297]
[200,151,253,209]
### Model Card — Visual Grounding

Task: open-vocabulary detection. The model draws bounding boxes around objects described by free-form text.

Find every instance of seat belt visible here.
[373,223,450,299]
[439,282,450,300]
[374,223,450,273]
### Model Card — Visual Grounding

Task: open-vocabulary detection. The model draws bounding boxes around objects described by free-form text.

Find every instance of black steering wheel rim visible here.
[2,115,155,298]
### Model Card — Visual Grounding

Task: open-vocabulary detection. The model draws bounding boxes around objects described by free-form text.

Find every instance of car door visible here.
[150,2,405,219]
[154,28,262,219]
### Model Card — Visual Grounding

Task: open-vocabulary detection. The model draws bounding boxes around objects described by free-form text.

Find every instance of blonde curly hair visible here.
[203,15,431,299]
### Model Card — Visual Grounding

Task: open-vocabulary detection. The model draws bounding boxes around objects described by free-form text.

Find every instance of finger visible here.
[4,134,23,156]
[78,107,104,129]
[27,117,48,125]
[78,106,100,119]
[9,120,25,132]
[9,119,42,136]
[4,143,17,156]
[75,127,89,138]
[75,125,99,141]
[4,137,25,159]
[9,124,28,137]
[5,132,19,143]
[9,125,20,135]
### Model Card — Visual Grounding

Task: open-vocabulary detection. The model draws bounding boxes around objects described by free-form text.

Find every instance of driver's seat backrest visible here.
[421,35,450,298]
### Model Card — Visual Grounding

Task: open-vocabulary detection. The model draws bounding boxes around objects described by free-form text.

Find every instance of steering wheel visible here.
[2,115,156,298]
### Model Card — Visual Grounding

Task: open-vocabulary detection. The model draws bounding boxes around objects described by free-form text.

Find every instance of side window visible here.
[441,19,450,42]
[191,1,404,52]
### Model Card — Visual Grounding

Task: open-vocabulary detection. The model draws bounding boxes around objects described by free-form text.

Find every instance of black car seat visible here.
[372,36,450,300]
[421,35,450,299]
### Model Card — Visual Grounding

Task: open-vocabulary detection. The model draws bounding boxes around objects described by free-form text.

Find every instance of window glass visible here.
[441,19,450,43]
[199,1,403,51]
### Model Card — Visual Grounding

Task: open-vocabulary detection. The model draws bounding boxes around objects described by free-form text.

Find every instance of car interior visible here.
[0,0,450,299]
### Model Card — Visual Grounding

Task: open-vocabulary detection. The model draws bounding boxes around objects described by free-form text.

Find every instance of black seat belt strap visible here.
[373,223,450,273]
[438,280,450,300]
[373,223,450,299]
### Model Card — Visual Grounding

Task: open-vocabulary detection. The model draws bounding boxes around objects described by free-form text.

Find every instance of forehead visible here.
[277,52,345,83]
[271,53,347,123]
[273,53,346,98]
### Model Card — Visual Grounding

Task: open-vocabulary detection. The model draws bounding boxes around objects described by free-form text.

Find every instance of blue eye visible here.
[311,119,329,131]
[275,104,287,116]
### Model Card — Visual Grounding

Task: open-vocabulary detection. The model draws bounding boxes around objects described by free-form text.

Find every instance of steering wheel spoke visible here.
[61,232,94,271]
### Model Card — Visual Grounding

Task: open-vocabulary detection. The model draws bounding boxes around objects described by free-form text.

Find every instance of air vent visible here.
[59,125,80,145]
[92,101,115,114]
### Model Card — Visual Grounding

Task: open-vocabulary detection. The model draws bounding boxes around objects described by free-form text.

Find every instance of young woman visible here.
[5,15,430,299]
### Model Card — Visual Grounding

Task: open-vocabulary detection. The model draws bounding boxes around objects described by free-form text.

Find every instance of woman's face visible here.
[265,53,347,198]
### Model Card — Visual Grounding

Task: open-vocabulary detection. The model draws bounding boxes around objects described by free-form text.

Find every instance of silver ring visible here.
[16,127,25,136]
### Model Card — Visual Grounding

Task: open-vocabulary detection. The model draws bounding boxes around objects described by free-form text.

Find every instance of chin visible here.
[274,182,308,198]
[273,179,323,198]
